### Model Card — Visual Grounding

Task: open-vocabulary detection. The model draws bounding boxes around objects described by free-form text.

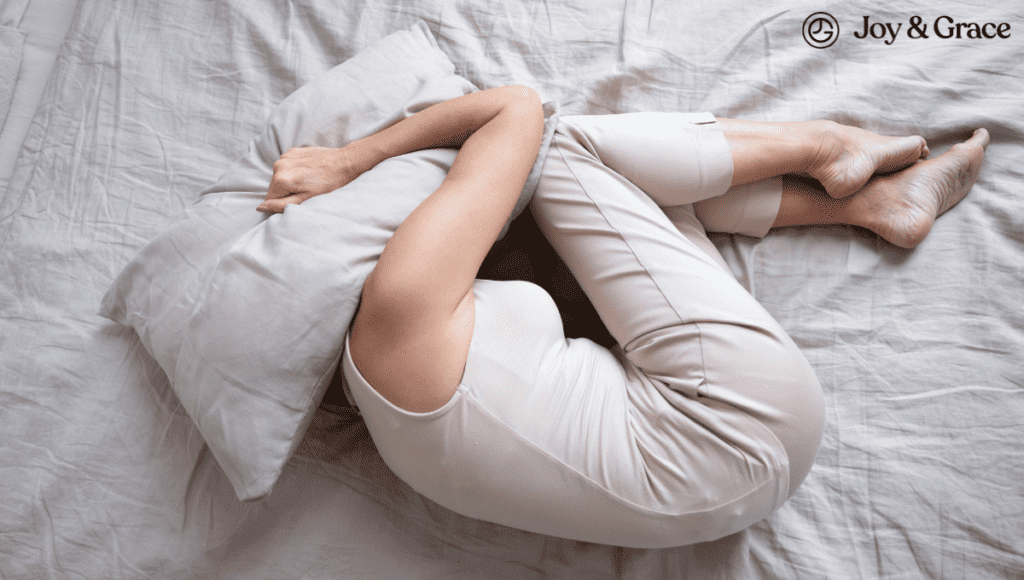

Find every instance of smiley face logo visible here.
[803,12,840,48]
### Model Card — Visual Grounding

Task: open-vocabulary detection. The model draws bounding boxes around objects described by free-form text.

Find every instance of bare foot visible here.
[850,129,989,249]
[806,121,930,199]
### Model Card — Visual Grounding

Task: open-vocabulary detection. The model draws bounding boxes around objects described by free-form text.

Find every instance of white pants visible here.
[342,113,826,548]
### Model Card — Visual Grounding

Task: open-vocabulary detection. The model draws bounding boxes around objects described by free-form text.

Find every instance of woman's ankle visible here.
[718,119,823,186]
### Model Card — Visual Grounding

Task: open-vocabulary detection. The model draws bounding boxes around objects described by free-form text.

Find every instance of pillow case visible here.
[100,20,560,501]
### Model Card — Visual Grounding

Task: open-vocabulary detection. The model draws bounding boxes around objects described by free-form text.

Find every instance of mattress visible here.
[1,0,1022,578]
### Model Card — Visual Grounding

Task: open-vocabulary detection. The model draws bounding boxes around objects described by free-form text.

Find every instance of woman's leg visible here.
[690,177,784,241]
[716,118,929,198]
[532,114,825,513]
[691,126,988,249]
[553,113,934,222]
[529,113,988,543]
[769,129,990,248]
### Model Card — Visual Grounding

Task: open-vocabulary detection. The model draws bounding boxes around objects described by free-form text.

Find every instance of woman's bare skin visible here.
[771,128,990,248]
[805,121,931,199]
[850,129,988,248]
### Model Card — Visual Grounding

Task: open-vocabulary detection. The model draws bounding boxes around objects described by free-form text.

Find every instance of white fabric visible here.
[2,0,1023,577]
[554,112,734,205]
[694,177,784,238]
[0,26,26,129]
[553,112,784,240]
[0,0,80,195]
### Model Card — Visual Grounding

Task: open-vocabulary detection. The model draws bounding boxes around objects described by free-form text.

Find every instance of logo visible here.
[803,12,840,48]
[803,13,1011,48]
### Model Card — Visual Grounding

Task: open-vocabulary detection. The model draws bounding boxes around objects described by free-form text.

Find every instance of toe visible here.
[969,128,990,150]
[878,135,930,173]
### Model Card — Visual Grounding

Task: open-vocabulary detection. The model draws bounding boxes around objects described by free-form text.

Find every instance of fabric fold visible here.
[0,25,26,133]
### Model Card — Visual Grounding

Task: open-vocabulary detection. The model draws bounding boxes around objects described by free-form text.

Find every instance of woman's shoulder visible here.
[349,287,475,414]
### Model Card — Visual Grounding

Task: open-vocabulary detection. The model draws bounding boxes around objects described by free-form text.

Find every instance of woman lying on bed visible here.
[256,86,988,549]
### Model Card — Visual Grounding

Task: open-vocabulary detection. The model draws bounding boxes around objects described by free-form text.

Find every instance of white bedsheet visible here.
[2,0,1022,578]
[0,0,79,195]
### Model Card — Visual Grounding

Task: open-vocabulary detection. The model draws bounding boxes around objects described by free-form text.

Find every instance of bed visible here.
[2,0,1022,578]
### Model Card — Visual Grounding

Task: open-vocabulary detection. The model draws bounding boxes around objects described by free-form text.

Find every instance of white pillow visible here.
[100,20,559,501]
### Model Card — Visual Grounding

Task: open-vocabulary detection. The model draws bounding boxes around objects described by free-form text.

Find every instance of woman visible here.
[257,86,988,548]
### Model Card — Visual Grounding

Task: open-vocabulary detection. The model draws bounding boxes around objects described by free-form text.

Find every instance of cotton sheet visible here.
[0,0,79,194]
[1,0,1022,578]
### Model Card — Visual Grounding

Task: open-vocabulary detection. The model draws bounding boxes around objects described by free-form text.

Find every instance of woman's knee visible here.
[776,356,825,496]
[749,340,825,497]
[695,324,826,497]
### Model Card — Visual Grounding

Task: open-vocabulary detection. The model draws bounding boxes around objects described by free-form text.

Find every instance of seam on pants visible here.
[550,134,709,393]
[693,321,709,396]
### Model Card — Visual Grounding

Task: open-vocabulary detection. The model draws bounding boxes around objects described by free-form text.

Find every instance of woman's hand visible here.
[257,146,362,213]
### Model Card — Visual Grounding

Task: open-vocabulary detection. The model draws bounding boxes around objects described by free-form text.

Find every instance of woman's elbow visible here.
[504,85,544,135]
[504,84,540,104]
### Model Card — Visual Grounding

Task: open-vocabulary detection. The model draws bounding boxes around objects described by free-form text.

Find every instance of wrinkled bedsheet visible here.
[1,0,1022,578]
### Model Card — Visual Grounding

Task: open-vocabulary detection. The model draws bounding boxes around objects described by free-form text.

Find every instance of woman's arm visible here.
[258,86,538,213]
[348,85,544,412]
[351,86,539,172]
[359,85,543,327]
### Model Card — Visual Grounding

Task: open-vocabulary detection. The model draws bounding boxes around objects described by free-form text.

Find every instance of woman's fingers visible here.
[257,192,310,213]
[259,147,354,212]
